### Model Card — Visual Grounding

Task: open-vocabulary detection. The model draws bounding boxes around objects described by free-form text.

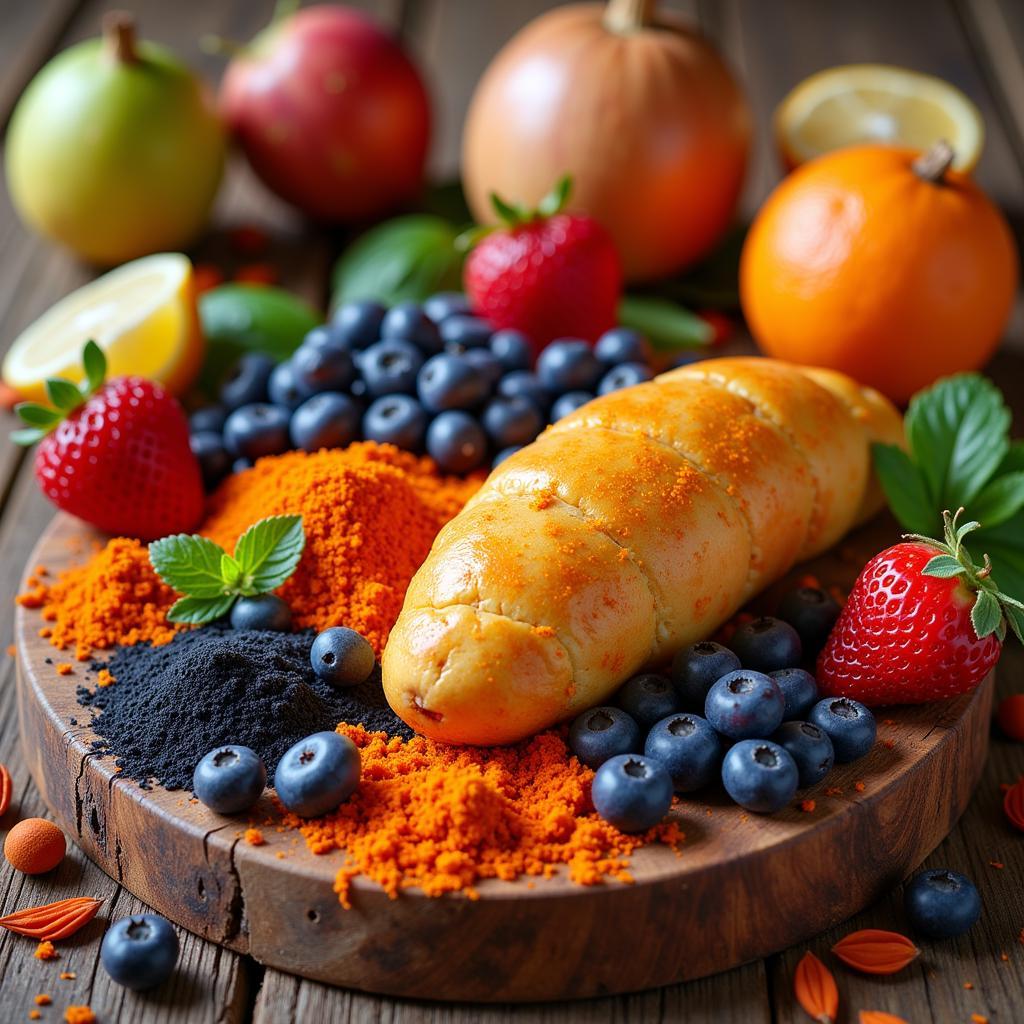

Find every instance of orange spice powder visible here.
[285,724,683,907]
[22,443,479,660]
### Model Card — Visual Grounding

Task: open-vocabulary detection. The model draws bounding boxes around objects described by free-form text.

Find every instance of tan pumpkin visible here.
[461,0,752,282]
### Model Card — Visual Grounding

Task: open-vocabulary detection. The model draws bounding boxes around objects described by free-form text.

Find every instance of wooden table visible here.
[0,1,1022,1021]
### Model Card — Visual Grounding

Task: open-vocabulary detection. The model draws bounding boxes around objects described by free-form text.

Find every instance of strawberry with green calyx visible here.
[818,509,1023,706]
[461,175,622,351]
[12,341,204,541]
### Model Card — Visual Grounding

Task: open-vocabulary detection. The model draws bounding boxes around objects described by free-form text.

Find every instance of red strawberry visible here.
[818,510,1023,705]
[13,342,204,541]
[463,176,622,352]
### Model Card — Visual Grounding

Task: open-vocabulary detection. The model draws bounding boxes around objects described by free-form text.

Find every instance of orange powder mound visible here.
[22,443,479,660]
[285,724,684,907]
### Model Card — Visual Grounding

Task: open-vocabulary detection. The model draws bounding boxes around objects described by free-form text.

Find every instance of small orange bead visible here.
[4,818,66,874]
[996,694,1024,741]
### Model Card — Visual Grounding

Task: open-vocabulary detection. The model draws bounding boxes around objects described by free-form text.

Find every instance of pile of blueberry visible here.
[189,294,664,485]
[569,586,880,832]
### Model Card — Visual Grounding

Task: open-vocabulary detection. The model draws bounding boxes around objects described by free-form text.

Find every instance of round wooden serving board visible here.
[16,512,991,1002]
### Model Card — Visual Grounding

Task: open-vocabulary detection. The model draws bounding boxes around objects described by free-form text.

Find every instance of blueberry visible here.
[362,395,428,451]
[440,314,492,350]
[426,411,487,474]
[291,343,356,396]
[101,914,179,991]
[568,706,641,769]
[808,697,876,762]
[380,301,442,354]
[360,339,425,397]
[595,328,652,366]
[423,291,472,324]
[497,371,551,414]
[490,329,533,371]
[492,446,522,468]
[193,745,267,814]
[274,731,360,817]
[614,673,680,729]
[644,714,722,793]
[189,404,228,434]
[769,668,819,720]
[721,740,799,813]
[232,457,253,474]
[904,868,982,940]
[288,392,360,452]
[771,721,834,788]
[463,347,503,387]
[536,339,603,393]
[223,403,291,460]
[299,324,345,352]
[190,431,231,491]
[267,360,306,410]
[592,754,673,832]
[550,391,594,422]
[230,594,292,632]
[704,669,785,740]
[311,627,375,687]
[220,353,274,410]
[777,586,842,656]
[729,616,803,672]
[671,641,741,709]
[597,361,654,395]
[417,353,490,412]
[331,299,385,351]
[481,396,543,449]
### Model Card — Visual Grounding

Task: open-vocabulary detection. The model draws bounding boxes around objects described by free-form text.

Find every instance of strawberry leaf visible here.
[971,588,1003,639]
[82,340,106,393]
[167,594,237,625]
[45,377,83,412]
[10,428,47,447]
[922,554,966,578]
[16,403,62,429]
[618,295,712,351]
[537,175,572,217]
[149,534,231,598]
[232,514,304,594]
[872,443,935,535]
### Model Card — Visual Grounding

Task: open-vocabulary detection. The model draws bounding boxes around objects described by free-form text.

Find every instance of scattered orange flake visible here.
[989,860,1005,869]
[1000,952,1009,962]
[275,851,285,859]
[964,981,974,989]
[37,628,51,639]
[34,565,48,577]
[882,718,896,726]
[799,799,816,813]
[55,663,73,676]
[881,739,895,750]
[34,995,51,1006]
[244,828,266,846]
[6,643,15,657]
[34,941,58,961]
[29,1012,41,1021]
[63,1009,96,1024]
[971,1015,989,1024]
[825,786,843,797]
[531,625,555,638]
[95,669,115,688]
[854,781,866,793]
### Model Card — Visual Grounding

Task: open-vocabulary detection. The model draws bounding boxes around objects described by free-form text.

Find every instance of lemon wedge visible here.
[775,64,984,172]
[3,252,204,401]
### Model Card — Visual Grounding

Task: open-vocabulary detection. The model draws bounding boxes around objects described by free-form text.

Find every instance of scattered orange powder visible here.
[799,799,816,813]
[95,670,115,688]
[285,724,683,908]
[29,1012,41,1020]
[23,444,479,660]
[59,972,76,980]
[854,781,866,793]
[34,995,51,1006]
[34,942,57,961]
[244,828,266,846]
[63,1009,96,1024]
[55,664,73,676]
[6,643,14,657]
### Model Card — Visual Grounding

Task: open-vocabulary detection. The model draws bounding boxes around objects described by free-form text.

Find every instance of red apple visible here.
[219,5,430,222]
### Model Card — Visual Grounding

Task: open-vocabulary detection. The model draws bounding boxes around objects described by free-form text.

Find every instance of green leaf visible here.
[82,340,106,393]
[905,373,1010,509]
[996,440,1024,475]
[871,443,937,535]
[974,515,1024,605]
[167,594,237,625]
[16,403,61,428]
[490,191,526,225]
[971,588,1003,638]
[537,175,572,217]
[10,427,46,446]
[967,471,1024,528]
[44,377,82,412]
[921,554,966,578]
[1004,603,1024,644]
[221,554,243,589]
[329,216,465,312]
[618,295,712,351]
[148,534,230,598]
[232,515,305,594]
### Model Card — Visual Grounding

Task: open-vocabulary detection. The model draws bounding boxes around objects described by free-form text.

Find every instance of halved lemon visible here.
[775,64,984,172]
[3,252,204,402]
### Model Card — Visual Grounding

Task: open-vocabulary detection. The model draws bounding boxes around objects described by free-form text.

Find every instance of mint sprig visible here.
[913,509,1024,644]
[874,373,1024,604]
[149,515,305,625]
[12,341,108,446]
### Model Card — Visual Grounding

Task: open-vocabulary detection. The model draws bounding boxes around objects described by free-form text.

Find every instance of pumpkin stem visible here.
[912,140,956,183]
[604,0,658,33]
[103,11,138,64]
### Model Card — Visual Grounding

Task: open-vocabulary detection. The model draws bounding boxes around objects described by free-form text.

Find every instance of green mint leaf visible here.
[149,534,231,598]
[10,427,46,446]
[968,471,1024,528]
[921,554,966,578]
[45,377,83,412]
[537,175,572,217]
[618,295,712,351]
[82,340,106,393]
[871,443,936,535]
[167,594,236,625]
[971,588,1003,639]
[221,554,243,589]
[232,515,305,594]
[1003,603,1024,644]
[905,374,1010,509]
[16,403,61,429]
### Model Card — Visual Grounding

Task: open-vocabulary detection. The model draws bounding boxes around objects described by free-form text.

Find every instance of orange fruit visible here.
[740,143,1018,404]
[4,817,66,874]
